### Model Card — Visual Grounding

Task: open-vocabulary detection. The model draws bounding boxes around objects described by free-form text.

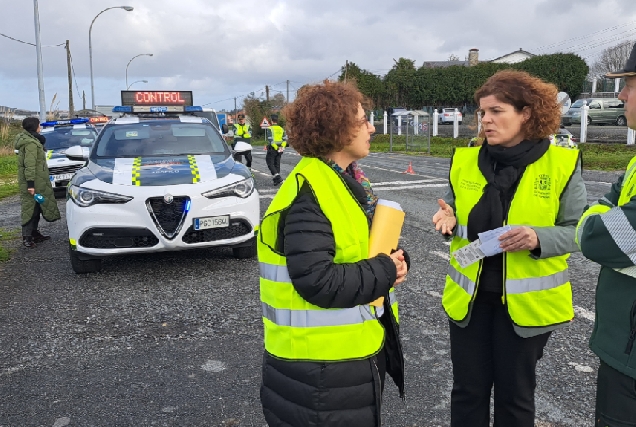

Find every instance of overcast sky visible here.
[1,0,635,113]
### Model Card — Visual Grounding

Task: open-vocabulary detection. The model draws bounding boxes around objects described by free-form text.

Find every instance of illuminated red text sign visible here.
[121,91,193,106]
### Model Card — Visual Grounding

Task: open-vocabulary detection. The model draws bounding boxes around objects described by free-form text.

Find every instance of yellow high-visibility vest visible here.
[444,145,579,328]
[258,157,397,361]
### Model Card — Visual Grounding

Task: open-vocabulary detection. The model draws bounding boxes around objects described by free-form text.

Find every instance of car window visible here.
[570,99,590,108]
[588,102,601,109]
[43,127,98,150]
[604,100,624,108]
[93,122,230,158]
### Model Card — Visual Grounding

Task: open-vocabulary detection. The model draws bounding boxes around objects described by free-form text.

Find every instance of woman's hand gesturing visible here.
[432,199,456,236]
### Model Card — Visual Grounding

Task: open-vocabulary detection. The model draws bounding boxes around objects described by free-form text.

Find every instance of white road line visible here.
[359,164,441,179]
[431,250,450,260]
[568,362,594,373]
[574,305,595,322]
[373,179,445,186]
[426,290,443,298]
[374,184,448,190]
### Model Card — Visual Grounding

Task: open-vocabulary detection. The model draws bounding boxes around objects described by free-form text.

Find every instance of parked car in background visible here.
[438,108,462,125]
[561,98,626,126]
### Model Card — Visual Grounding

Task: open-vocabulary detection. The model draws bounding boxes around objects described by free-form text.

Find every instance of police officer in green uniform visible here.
[264,114,287,185]
[232,113,252,168]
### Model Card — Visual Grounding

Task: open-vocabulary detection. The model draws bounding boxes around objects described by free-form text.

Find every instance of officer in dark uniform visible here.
[232,113,252,168]
[264,114,287,185]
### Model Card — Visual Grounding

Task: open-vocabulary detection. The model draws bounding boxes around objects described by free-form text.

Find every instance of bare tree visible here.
[448,53,460,61]
[589,40,634,79]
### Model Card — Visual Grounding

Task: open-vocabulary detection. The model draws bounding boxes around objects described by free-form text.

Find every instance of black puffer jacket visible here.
[260,171,405,427]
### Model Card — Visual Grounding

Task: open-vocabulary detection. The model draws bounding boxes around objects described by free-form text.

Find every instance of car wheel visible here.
[232,239,256,259]
[69,244,102,274]
[617,115,627,126]
[587,116,592,126]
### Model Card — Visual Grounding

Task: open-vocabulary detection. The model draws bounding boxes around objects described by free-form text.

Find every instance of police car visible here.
[64,90,259,273]
[40,118,98,192]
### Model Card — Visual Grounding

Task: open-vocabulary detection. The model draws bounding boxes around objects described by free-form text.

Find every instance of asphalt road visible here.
[0,150,623,427]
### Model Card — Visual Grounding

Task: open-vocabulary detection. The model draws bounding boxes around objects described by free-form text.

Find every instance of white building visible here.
[490,48,535,64]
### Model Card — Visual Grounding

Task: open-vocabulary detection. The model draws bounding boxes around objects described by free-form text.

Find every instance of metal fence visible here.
[388,113,432,153]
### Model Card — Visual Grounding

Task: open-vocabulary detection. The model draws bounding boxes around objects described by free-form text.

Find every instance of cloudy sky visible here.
[1,0,635,113]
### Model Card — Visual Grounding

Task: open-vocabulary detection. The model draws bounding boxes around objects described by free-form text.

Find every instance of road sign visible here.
[260,117,270,128]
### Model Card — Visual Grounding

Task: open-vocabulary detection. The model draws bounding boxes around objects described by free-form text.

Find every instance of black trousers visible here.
[265,146,282,176]
[22,203,41,237]
[233,151,252,168]
[449,291,551,427]
[595,361,636,426]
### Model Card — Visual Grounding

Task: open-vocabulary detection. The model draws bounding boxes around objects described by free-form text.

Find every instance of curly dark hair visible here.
[474,70,561,139]
[282,80,370,157]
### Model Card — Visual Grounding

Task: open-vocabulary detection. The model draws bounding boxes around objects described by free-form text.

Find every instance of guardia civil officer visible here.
[232,113,252,168]
[432,70,587,427]
[264,114,287,185]
[258,81,407,426]
[576,42,636,426]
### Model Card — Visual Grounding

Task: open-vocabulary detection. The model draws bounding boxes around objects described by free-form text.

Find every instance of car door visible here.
[587,100,602,124]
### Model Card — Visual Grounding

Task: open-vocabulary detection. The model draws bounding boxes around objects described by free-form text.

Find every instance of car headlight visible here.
[202,178,255,199]
[68,184,133,207]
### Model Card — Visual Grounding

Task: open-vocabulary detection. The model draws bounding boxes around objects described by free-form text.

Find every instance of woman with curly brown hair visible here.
[432,70,587,427]
[258,80,407,426]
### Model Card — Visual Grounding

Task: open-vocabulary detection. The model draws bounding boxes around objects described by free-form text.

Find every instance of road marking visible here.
[574,306,595,322]
[53,418,71,427]
[374,184,448,190]
[568,362,594,373]
[201,360,226,373]
[427,290,443,298]
[374,179,445,186]
[431,250,450,260]
[249,167,271,177]
[358,163,441,179]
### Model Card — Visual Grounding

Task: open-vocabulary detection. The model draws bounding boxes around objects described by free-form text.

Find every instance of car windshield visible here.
[92,121,230,158]
[42,126,98,150]
[192,111,220,129]
[570,99,590,108]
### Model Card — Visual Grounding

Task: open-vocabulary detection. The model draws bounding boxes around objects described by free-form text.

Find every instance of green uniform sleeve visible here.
[577,174,636,268]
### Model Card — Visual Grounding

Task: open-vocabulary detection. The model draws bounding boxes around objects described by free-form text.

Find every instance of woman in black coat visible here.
[259,81,408,427]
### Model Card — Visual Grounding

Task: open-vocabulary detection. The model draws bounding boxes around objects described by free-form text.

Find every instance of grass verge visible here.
[0,154,18,200]
[0,228,20,262]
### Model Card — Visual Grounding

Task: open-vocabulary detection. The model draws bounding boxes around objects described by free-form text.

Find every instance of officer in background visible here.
[264,114,287,185]
[232,113,252,169]
[576,42,636,427]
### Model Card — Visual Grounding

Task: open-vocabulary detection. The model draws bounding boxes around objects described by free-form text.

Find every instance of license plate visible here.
[50,173,74,182]
[194,215,229,230]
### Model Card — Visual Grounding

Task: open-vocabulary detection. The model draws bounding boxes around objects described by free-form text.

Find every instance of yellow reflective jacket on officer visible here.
[444,145,579,329]
[258,157,397,361]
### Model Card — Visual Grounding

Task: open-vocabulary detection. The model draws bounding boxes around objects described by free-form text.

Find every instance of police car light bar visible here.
[41,118,90,127]
[112,105,203,113]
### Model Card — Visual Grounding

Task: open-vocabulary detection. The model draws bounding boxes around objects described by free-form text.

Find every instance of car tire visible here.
[69,244,102,274]
[617,115,627,126]
[232,239,256,259]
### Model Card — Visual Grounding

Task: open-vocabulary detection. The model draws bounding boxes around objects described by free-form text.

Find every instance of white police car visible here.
[39,118,98,192]
[65,90,259,273]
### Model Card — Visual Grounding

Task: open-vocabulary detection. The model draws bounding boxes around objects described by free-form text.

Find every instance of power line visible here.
[533,20,636,53]
[0,32,64,47]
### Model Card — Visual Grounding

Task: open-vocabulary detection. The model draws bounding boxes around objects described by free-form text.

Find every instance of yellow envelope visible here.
[368,199,405,307]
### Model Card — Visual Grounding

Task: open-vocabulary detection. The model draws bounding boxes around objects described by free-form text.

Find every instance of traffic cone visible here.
[263,144,267,151]
[403,161,415,175]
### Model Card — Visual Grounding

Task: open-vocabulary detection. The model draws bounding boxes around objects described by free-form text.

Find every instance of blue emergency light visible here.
[41,118,89,127]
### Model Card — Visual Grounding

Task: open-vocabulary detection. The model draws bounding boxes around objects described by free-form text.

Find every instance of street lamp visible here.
[89,6,134,110]
[127,80,148,90]
[125,53,153,89]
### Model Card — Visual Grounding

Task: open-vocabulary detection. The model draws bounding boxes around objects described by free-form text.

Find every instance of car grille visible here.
[48,164,84,175]
[182,218,252,244]
[79,227,159,249]
[146,196,190,240]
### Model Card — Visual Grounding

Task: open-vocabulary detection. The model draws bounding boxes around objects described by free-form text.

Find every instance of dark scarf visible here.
[28,130,47,148]
[466,139,550,241]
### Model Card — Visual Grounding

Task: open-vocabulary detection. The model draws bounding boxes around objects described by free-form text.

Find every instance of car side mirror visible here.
[65,145,88,161]
[221,124,229,134]
[233,141,253,153]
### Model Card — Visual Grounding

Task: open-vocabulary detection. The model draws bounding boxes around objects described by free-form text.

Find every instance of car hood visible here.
[74,154,245,187]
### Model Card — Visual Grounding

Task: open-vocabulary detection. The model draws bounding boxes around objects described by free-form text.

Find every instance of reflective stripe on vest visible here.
[258,157,389,361]
[445,145,579,328]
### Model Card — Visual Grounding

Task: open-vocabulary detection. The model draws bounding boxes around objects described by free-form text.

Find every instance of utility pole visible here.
[82,90,86,110]
[33,0,47,122]
[344,60,349,82]
[265,85,270,102]
[286,80,289,104]
[65,40,74,117]
[234,97,237,120]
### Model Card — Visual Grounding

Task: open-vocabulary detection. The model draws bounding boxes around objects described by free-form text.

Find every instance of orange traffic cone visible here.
[263,144,267,151]
[403,161,415,175]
